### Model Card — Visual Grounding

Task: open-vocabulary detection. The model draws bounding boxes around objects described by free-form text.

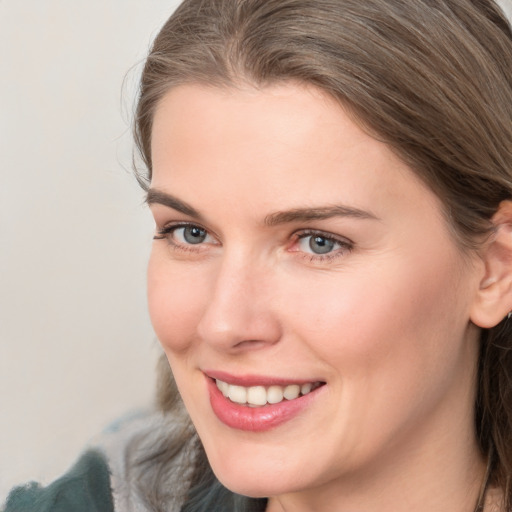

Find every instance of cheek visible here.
[283,249,469,381]
[277,255,474,460]
[147,251,206,353]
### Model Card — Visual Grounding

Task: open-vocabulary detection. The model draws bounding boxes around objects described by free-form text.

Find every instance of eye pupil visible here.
[309,236,334,254]
[184,226,207,244]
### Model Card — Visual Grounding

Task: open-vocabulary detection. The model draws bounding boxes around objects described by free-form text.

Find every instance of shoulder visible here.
[3,450,114,512]
[3,409,197,512]
[94,408,197,512]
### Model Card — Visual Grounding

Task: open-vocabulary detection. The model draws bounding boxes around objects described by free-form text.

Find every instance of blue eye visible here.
[307,235,336,254]
[154,223,215,246]
[179,226,208,244]
[295,231,351,258]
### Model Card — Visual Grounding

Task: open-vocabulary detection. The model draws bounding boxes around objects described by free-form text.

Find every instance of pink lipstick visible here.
[205,372,325,432]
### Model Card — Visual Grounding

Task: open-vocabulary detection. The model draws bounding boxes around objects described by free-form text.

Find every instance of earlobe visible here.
[470,201,512,329]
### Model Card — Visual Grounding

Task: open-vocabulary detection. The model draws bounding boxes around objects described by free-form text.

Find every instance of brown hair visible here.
[134,1,512,510]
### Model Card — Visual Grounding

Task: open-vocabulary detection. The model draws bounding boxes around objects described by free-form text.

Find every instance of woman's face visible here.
[147,83,484,503]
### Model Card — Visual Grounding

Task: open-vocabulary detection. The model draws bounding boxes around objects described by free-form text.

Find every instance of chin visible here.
[212,467,294,498]
[203,440,315,498]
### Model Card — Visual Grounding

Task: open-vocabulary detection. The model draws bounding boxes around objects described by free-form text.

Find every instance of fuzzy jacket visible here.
[2,410,194,512]
[3,450,114,512]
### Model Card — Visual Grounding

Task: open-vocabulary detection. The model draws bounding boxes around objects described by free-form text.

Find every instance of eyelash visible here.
[291,229,353,262]
[153,222,215,253]
[154,223,353,262]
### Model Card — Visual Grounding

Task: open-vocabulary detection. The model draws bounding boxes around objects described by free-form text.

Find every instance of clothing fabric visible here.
[2,410,265,512]
[3,450,114,512]
[2,410,189,512]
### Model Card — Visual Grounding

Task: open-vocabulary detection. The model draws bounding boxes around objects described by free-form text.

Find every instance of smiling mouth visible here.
[215,379,325,407]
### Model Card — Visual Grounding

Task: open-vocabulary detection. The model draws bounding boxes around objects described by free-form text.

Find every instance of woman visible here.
[5,0,512,511]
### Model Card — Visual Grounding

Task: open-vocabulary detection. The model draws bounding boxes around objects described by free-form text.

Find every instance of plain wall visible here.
[1,0,511,503]
[503,0,512,17]
[0,0,180,500]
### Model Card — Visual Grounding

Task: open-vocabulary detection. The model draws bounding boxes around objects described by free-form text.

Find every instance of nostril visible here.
[233,339,269,350]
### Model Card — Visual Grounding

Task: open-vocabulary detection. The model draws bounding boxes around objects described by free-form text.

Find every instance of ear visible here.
[471,201,512,328]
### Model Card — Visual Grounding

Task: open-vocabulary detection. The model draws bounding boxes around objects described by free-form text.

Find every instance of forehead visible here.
[150,82,349,166]
[150,82,442,225]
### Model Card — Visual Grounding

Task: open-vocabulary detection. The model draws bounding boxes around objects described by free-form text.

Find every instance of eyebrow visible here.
[264,205,379,226]
[146,188,379,225]
[146,189,202,219]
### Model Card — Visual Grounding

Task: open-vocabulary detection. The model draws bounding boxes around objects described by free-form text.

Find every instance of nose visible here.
[196,252,282,352]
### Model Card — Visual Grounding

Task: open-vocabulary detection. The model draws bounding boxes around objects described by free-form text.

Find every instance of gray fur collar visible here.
[90,409,197,512]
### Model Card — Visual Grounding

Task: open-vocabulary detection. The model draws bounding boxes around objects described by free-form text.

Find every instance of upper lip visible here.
[203,369,325,387]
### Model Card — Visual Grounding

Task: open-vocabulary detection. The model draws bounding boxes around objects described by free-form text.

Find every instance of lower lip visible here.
[207,377,323,432]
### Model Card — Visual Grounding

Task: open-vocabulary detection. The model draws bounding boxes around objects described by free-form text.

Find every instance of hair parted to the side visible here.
[134,1,512,510]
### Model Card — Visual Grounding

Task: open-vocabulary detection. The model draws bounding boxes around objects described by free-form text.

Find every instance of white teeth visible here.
[218,380,230,397]
[215,379,321,406]
[228,385,247,404]
[283,384,300,400]
[247,386,267,406]
[267,385,284,404]
[301,382,312,395]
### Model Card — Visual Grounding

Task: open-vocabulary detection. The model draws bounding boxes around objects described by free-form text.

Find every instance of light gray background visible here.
[0,0,180,499]
[1,0,511,502]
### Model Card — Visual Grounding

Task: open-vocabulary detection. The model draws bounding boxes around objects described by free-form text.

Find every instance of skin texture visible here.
[147,83,491,512]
